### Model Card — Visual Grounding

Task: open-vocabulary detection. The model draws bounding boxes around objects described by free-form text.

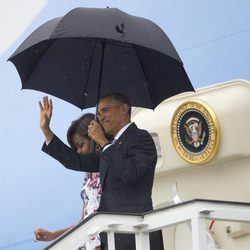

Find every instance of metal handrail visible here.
[44,199,250,250]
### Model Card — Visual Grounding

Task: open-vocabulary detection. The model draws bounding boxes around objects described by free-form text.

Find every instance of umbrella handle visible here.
[90,139,96,153]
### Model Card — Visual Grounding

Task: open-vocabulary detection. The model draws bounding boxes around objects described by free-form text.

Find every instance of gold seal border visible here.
[171,100,221,164]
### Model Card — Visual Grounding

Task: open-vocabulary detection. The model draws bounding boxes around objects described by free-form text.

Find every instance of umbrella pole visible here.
[96,39,106,109]
[90,40,106,153]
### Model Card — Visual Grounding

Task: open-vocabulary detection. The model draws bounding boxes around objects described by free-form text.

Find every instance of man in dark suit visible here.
[39,93,164,250]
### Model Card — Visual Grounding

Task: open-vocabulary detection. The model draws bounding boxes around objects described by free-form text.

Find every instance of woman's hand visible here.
[34,228,57,242]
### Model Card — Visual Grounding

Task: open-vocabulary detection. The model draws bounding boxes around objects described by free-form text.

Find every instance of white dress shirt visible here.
[102,122,132,151]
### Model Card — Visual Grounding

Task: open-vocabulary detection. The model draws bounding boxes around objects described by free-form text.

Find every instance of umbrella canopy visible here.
[8,7,194,109]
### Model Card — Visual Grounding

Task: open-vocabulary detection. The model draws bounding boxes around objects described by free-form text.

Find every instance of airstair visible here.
[44,199,250,250]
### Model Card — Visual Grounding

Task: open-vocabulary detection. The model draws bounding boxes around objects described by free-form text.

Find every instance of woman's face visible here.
[72,134,90,154]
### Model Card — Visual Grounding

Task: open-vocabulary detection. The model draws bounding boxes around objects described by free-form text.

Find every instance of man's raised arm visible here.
[39,96,54,144]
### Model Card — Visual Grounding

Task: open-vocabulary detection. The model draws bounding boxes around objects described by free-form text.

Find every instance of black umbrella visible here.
[8,7,194,110]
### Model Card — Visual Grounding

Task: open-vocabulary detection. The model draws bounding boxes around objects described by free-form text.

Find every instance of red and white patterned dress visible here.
[79,172,102,250]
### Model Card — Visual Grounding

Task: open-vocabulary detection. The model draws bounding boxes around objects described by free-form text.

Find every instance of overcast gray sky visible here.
[0,1,249,249]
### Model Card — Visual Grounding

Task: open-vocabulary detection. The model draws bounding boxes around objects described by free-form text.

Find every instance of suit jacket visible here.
[42,122,163,250]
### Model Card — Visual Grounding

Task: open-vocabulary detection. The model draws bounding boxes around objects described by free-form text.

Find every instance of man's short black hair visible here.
[100,92,131,116]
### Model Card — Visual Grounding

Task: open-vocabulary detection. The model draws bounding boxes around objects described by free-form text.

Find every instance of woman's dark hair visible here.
[67,113,95,151]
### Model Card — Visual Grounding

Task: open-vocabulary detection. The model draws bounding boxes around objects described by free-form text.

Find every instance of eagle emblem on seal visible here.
[171,100,220,164]
[184,117,206,148]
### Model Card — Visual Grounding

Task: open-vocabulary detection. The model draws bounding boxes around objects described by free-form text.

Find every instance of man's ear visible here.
[121,103,129,115]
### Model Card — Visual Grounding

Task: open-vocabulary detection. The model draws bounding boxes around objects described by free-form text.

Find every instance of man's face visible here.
[97,98,126,136]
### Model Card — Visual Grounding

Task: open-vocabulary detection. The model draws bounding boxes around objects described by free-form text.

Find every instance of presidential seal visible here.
[171,100,220,164]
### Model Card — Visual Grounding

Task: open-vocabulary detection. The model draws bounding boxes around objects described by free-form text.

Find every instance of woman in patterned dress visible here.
[34,113,102,250]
